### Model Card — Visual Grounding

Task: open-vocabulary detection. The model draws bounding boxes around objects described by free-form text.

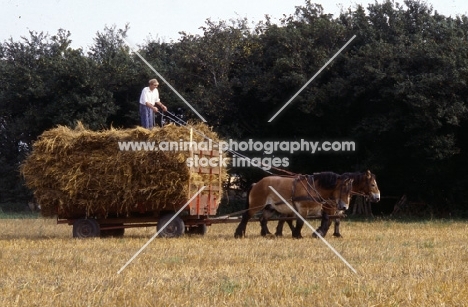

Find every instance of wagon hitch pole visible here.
[268,186,358,275]
[117,186,206,275]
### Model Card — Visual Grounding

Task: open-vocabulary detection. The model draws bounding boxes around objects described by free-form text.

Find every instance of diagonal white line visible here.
[120,36,207,122]
[268,186,358,274]
[268,35,356,122]
[117,186,206,274]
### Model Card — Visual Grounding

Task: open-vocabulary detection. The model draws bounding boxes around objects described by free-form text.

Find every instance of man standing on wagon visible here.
[139,78,168,129]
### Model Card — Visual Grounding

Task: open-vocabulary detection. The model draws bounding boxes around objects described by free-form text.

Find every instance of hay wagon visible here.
[21,122,231,238]
[58,146,224,238]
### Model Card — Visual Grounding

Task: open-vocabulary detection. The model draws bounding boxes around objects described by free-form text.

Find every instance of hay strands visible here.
[21,120,227,221]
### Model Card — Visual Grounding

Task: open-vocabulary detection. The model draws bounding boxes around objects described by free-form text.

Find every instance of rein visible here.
[271,167,297,176]
[351,191,368,198]
[291,175,337,211]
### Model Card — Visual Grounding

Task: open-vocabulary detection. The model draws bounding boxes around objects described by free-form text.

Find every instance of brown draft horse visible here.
[234,172,354,239]
[271,170,380,238]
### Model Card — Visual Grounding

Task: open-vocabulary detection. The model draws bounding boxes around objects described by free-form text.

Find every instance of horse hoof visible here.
[333,233,343,238]
[275,233,283,237]
[312,232,324,238]
[234,232,244,238]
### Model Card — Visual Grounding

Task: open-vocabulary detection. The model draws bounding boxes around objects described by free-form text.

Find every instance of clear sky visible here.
[2,0,468,50]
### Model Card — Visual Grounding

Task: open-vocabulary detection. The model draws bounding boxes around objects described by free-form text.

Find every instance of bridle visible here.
[291,174,351,212]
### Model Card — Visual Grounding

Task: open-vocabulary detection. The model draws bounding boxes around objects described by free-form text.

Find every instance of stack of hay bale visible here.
[21,122,226,219]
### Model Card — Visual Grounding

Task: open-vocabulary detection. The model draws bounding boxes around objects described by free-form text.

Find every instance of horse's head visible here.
[335,178,354,211]
[363,170,380,202]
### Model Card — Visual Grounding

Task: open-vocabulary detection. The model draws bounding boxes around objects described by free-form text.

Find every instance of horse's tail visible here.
[245,183,255,210]
[234,183,256,238]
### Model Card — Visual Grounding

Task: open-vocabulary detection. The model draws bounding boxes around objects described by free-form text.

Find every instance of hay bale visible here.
[21,122,227,219]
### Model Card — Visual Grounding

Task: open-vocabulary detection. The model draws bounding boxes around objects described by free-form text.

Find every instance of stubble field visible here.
[0,217,467,307]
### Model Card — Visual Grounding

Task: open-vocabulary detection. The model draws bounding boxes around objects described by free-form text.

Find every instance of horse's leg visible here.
[313,212,330,238]
[234,211,250,238]
[292,217,304,239]
[259,216,270,236]
[322,212,331,236]
[287,216,295,232]
[314,218,332,237]
[260,205,275,236]
[275,217,294,236]
[275,219,285,236]
[333,218,343,238]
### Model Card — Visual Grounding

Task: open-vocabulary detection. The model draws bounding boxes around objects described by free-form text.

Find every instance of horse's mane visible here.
[341,172,363,183]
[311,172,340,189]
[342,171,374,184]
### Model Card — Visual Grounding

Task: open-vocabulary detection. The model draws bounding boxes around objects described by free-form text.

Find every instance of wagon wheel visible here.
[157,213,185,238]
[72,219,100,238]
[186,224,208,235]
[100,224,125,238]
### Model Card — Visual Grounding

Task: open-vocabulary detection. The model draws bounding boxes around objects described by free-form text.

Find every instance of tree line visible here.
[1,0,468,215]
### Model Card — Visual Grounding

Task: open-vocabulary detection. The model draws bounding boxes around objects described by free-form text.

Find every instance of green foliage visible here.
[335,0,468,205]
[0,29,119,202]
[1,0,468,214]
